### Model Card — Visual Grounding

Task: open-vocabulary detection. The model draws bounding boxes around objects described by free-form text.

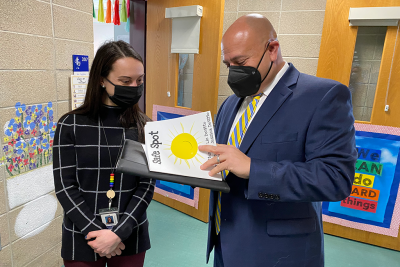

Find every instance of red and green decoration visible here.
[96,0,130,26]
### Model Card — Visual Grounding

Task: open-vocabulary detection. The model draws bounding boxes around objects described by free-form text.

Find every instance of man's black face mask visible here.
[227,42,273,98]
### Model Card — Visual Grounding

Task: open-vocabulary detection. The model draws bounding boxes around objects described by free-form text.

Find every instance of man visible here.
[199,14,357,267]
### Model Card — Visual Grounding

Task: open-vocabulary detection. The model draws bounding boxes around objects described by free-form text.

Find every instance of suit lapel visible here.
[239,64,299,154]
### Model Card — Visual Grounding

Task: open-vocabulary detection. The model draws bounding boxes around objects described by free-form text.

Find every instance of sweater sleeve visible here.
[112,177,155,241]
[53,115,107,236]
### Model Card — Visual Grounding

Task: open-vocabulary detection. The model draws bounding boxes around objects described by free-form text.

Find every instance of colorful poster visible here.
[1,102,56,176]
[323,123,400,237]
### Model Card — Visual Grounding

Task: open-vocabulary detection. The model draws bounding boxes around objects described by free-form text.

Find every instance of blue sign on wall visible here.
[73,55,89,75]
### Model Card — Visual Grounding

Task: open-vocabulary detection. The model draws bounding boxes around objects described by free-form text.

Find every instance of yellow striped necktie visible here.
[215,93,263,235]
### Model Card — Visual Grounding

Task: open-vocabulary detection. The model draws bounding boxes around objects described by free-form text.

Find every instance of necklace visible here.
[100,119,125,209]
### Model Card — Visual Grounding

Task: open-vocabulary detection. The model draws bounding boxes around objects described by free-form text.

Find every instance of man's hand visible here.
[99,242,126,258]
[86,230,122,256]
[199,144,251,179]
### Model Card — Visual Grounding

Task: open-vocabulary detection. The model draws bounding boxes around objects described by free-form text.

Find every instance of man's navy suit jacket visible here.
[207,64,357,267]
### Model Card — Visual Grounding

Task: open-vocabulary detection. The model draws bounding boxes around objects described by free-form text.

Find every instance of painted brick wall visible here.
[0,1,94,266]
[218,0,327,109]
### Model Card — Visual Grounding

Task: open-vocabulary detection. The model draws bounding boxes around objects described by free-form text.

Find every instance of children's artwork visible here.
[144,111,221,181]
[323,123,400,237]
[1,102,56,176]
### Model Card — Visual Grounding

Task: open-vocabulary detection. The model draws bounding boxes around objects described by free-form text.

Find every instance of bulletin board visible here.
[323,123,400,238]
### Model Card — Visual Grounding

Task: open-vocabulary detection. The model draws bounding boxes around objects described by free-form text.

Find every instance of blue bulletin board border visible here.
[155,111,195,199]
[157,111,184,121]
[322,131,400,228]
[155,180,195,199]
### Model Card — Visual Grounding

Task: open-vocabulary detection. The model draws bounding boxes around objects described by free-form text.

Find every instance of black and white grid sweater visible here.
[53,105,155,262]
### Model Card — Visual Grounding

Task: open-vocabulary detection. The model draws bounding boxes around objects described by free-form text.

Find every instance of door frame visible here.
[145,0,225,222]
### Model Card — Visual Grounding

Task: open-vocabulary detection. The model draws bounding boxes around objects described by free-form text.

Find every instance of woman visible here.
[53,41,155,267]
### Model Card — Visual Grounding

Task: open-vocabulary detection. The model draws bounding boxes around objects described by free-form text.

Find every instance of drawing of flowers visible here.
[8,139,16,147]
[33,104,42,115]
[3,102,57,176]
[15,102,26,116]
[5,119,17,136]
[16,128,24,136]
[25,106,32,116]
[24,116,36,130]
[40,117,49,132]
[29,138,38,148]
[15,141,26,154]
[41,138,50,150]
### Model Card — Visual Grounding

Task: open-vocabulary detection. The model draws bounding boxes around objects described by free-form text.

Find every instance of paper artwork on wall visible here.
[1,102,56,177]
[323,123,400,237]
[70,76,88,110]
[1,102,58,240]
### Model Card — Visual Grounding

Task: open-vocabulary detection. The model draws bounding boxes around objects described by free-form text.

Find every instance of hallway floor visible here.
[144,201,400,267]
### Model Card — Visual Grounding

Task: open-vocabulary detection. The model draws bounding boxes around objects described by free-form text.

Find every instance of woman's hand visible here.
[86,230,122,256]
[99,242,126,258]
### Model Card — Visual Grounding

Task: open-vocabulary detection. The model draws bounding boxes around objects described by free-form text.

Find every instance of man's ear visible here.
[268,40,280,61]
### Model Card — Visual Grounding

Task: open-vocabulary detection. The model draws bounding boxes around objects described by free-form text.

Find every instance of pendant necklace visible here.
[100,119,125,209]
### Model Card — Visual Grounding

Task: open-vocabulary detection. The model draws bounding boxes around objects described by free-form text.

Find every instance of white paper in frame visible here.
[70,75,89,110]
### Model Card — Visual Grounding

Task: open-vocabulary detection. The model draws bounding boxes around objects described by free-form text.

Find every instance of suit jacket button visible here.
[275,195,280,201]
[264,193,270,199]
[258,192,263,199]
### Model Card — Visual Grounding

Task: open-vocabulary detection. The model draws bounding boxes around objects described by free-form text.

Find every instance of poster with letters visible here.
[323,123,400,237]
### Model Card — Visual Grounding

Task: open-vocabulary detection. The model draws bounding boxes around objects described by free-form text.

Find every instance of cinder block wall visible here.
[0,1,94,266]
[218,0,327,109]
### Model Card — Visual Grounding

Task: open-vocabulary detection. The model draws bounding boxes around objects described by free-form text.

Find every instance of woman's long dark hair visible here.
[62,41,150,142]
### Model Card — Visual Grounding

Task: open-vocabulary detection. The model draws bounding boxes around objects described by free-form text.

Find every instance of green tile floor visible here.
[62,201,400,266]
[144,201,400,267]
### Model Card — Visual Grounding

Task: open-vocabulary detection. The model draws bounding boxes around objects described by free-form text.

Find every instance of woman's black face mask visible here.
[227,42,273,98]
[105,78,143,108]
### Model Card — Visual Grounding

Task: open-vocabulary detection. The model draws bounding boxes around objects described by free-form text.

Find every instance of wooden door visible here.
[145,0,224,222]
[317,0,400,250]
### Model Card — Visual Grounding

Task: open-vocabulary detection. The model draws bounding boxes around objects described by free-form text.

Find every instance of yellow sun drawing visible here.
[164,122,204,168]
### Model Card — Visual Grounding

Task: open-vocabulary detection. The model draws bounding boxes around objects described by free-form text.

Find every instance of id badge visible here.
[99,207,119,229]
